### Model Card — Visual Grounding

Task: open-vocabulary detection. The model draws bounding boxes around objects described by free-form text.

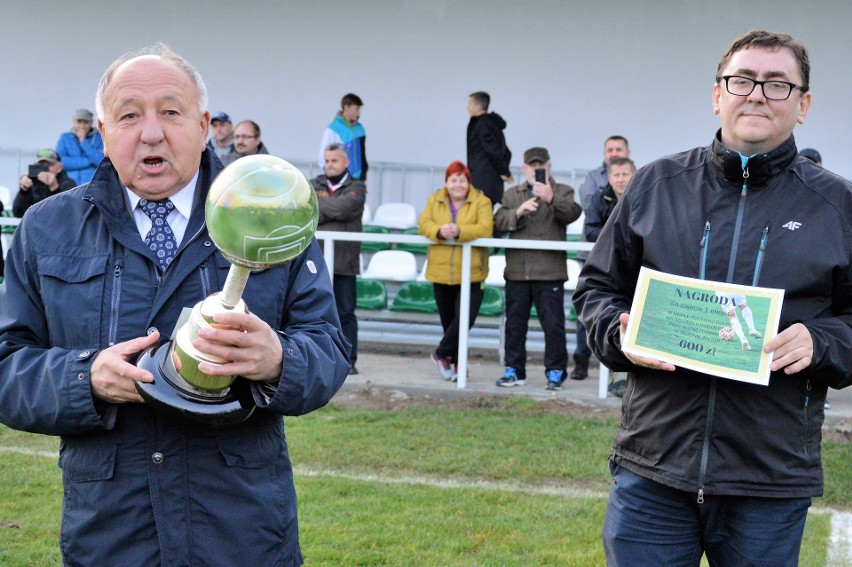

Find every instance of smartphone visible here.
[534,168,546,184]
[28,164,49,179]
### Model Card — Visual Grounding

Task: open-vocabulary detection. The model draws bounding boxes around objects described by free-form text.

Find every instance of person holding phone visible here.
[493,147,582,390]
[14,148,76,217]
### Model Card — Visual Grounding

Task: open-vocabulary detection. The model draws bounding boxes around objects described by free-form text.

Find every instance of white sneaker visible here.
[749,329,762,338]
[741,340,751,351]
[431,353,455,380]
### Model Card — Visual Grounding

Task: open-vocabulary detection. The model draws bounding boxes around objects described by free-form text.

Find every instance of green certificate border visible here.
[623,267,784,386]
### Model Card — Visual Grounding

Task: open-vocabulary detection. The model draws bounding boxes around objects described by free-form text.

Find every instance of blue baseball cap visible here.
[211,112,231,124]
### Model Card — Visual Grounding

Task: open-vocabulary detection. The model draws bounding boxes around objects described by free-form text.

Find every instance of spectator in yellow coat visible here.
[419,161,493,381]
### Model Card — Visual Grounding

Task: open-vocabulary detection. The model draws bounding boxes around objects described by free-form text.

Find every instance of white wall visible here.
[1,0,849,187]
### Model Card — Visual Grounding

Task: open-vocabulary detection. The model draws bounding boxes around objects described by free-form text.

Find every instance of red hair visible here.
[445,160,471,184]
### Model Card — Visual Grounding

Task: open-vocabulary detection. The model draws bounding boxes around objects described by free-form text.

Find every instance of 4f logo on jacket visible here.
[782,221,802,230]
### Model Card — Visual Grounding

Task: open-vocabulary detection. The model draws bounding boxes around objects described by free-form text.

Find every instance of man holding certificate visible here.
[574,30,852,566]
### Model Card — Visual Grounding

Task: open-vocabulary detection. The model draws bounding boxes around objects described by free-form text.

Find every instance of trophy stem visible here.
[221,265,251,309]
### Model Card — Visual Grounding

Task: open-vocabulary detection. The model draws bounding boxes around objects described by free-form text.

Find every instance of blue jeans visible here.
[603,463,810,567]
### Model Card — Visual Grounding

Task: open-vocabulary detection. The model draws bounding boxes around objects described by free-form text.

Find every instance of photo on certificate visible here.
[622,267,784,386]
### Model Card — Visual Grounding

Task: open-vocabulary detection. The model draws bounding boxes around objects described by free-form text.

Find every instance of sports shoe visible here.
[431,353,455,380]
[570,354,590,381]
[749,329,762,338]
[741,340,752,351]
[545,369,565,391]
[496,367,525,387]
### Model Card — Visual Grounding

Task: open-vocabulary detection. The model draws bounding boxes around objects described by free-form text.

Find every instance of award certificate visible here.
[622,267,784,386]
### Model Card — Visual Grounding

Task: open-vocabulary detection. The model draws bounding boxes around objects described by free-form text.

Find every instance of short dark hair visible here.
[469,91,490,111]
[341,93,363,108]
[236,120,261,138]
[716,30,810,91]
[605,135,629,149]
[609,157,636,171]
[324,143,347,154]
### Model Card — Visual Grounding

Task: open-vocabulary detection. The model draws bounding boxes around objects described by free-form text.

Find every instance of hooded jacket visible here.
[0,149,350,565]
[466,112,512,204]
[574,132,852,499]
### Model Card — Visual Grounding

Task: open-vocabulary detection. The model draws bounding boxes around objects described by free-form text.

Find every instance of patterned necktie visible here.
[139,198,177,270]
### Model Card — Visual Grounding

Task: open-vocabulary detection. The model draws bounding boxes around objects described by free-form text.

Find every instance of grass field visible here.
[0,398,849,565]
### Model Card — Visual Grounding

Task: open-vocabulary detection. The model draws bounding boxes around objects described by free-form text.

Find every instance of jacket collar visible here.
[711,129,798,188]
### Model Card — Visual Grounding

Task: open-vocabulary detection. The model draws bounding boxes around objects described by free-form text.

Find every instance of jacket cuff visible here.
[66,349,117,431]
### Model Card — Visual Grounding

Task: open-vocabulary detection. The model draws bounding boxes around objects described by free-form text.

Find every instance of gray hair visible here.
[324,143,347,154]
[95,43,208,120]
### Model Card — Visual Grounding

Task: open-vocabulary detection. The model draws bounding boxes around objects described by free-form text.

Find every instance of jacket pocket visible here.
[59,443,116,482]
[216,422,284,469]
[38,253,109,348]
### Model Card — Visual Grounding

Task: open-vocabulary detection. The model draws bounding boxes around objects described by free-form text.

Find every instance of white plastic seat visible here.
[564,258,583,291]
[361,250,418,282]
[484,255,507,287]
[370,202,417,230]
[566,211,585,237]
[416,259,429,282]
[361,203,372,225]
[0,186,10,210]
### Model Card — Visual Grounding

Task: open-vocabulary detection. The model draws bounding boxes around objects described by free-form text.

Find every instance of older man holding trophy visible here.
[0,44,349,566]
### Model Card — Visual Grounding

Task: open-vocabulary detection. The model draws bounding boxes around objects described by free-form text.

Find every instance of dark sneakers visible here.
[496,367,525,387]
[570,354,590,381]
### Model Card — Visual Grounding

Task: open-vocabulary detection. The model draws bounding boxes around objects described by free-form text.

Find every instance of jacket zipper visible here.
[699,221,711,280]
[199,261,211,297]
[697,164,760,504]
[752,224,770,286]
[108,264,122,346]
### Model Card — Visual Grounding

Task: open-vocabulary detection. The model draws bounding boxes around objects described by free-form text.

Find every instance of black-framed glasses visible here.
[721,75,807,101]
[233,134,258,140]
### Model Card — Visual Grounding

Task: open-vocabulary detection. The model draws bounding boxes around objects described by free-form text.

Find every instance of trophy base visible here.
[136,341,255,427]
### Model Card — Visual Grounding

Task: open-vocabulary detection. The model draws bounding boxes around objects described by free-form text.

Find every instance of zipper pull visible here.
[697,488,704,504]
[699,221,711,248]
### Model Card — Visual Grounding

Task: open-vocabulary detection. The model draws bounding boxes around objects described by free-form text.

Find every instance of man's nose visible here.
[140,114,165,145]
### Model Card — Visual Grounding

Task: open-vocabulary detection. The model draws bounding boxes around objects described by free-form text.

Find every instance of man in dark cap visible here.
[493,146,582,390]
[14,148,76,217]
[207,111,234,160]
[55,108,104,185]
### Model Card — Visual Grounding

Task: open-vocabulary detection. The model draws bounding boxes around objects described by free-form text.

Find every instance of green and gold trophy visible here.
[136,155,318,426]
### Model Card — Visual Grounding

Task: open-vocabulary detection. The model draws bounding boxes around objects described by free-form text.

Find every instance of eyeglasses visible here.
[233,134,258,140]
[721,75,807,101]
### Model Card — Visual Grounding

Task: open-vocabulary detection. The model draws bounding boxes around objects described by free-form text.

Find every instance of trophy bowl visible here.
[136,155,318,426]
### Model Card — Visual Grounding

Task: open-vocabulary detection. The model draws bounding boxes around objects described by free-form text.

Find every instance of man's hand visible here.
[764,323,813,374]
[194,311,284,382]
[531,181,554,203]
[37,171,59,191]
[516,198,539,217]
[91,331,159,403]
[19,175,32,191]
[501,174,516,184]
[619,313,676,371]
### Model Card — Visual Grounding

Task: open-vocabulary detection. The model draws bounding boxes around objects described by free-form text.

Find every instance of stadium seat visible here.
[484,255,506,287]
[566,211,585,238]
[389,281,437,313]
[360,224,391,252]
[416,259,429,282]
[361,202,372,225]
[356,277,387,310]
[564,259,583,291]
[0,186,10,210]
[361,250,418,282]
[396,227,428,255]
[479,285,505,317]
[370,202,417,230]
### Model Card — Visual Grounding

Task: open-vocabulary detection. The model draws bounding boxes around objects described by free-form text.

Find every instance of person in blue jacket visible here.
[0,44,350,566]
[55,108,104,185]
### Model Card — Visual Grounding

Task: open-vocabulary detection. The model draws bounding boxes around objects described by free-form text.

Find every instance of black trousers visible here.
[433,282,484,363]
[333,274,357,364]
[504,279,567,378]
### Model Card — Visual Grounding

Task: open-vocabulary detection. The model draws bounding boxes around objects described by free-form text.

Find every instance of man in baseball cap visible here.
[14,148,76,217]
[207,111,234,161]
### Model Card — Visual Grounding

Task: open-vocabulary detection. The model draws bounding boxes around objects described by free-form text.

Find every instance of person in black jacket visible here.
[14,148,76,217]
[466,91,513,208]
[575,30,852,566]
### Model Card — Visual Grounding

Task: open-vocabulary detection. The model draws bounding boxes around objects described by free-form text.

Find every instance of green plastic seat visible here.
[1,210,15,235]
[395,227,428,255]
[567,304,578,322]
[389,281,437,313]
[361,225,391,252]
[356,277,388,310]
[478,285,505,317]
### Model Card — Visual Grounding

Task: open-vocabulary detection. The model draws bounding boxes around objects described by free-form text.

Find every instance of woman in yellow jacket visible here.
[418,161,493,381]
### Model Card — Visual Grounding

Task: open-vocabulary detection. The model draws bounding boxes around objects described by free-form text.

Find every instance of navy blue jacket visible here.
[0,149,350,566]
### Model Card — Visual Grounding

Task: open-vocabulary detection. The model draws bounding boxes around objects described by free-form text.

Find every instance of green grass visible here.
[0,400,849,566]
